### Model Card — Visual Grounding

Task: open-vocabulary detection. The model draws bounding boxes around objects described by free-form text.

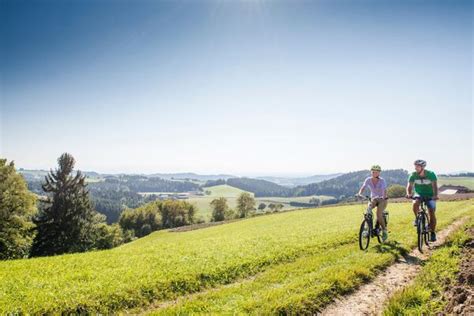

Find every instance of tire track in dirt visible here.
[320,216,469,316]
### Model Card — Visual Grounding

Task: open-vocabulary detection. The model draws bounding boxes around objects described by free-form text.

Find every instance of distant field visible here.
[84,177,104,183]
[438,176,474,190]
[1,200,472,314]
[187,185,251,220]
[188,185,333,220]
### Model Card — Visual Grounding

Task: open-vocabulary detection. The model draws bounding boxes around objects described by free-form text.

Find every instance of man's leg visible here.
[427,200,437,232]
[412,199,421,225]
[427,200,437,241]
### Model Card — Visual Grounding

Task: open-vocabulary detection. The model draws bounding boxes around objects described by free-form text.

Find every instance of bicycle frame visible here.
[413,197,431,252]
[363,196,385,233]
[358,195,384,250]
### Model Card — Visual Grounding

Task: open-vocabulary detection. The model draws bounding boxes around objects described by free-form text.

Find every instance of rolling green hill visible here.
[294,169,408,198]
[188,185,331,220]
[1,199,472,314]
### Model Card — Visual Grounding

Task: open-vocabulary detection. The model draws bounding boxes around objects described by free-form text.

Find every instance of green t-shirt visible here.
[408,170,437,197]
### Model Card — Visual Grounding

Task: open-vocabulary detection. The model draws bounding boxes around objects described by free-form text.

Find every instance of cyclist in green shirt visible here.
[406,159,439,241]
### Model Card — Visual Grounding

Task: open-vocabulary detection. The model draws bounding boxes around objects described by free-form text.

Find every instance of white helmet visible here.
[414,159,427,167]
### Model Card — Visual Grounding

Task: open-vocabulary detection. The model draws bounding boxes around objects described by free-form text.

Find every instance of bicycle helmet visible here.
[414,159,427,167]
[370,165,382,172]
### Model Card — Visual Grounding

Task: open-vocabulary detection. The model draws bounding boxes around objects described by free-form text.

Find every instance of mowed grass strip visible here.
[0,200,472,313]
[147,202,474,314]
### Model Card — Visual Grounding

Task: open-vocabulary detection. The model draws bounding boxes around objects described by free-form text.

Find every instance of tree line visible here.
[0,153,199,260]
[209,193,286,222]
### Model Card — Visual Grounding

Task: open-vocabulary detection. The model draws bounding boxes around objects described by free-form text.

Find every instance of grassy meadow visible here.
[0,199,472,314]
[188,184,332,220]
[438,176,474,190]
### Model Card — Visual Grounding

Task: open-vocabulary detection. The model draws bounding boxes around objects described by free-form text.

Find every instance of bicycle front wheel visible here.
[417,215,425,253]
[359,219,371,250]
[422,213,430,247]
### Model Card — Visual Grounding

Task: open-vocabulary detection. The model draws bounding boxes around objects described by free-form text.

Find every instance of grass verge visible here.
[383,218,473,315]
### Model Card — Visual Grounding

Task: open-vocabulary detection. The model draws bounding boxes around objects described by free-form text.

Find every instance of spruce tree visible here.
[0,159,37,259]
[31,153,99,256]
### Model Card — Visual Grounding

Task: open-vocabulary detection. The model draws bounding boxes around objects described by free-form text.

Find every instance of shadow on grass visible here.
[373,241,423,265]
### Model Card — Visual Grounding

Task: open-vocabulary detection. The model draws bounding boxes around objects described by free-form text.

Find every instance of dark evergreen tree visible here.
[31,153,99,257]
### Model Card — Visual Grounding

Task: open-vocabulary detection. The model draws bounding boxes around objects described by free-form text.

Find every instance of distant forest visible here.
[292,169,408,199]
[25,175,201,223]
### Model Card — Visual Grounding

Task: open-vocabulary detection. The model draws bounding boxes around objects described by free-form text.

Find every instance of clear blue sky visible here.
[1,0,472,175]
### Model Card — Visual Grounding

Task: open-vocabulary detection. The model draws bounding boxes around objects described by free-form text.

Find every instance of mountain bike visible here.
[357,195,388,250]
[411,196,432,253]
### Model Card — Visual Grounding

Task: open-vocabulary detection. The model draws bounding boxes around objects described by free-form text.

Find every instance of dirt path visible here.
[320,217,469,316]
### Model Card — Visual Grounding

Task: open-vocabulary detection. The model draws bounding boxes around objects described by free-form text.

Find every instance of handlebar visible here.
[406,196,433,203]
[354,194,389,201]
[354,194,371,201]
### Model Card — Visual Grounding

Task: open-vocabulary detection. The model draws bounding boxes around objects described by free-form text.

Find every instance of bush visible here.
[237,193,256,218]
[93,223,128,249]
[387,184,406,198]
[309,197,321,206]
[268,203,284,212]
[119,199,196,237]
[320,198,338,206]
[210,198,235,222]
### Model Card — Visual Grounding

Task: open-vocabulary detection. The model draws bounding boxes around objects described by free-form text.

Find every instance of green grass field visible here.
[438,176,474,190]
[0,200,472,314]
[189,184,333,220]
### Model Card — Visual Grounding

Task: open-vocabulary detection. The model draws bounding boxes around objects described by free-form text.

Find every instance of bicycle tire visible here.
[423,212,430,247]
[417,214,424,253]
[359,219,371,250]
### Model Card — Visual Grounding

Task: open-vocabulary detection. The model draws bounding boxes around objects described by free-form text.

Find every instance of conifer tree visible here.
[31,153,99,256]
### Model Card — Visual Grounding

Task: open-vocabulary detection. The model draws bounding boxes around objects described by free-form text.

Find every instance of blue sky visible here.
[1,0,472,175]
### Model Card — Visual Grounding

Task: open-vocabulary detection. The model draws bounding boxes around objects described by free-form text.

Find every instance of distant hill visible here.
[257,174,342,187]
[293,169,408,198]
[226,178,293,197]
[203,170,408,199]
[150,173,236,182]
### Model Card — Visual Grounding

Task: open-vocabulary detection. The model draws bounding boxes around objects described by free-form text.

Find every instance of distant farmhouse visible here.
[439,185,471,195]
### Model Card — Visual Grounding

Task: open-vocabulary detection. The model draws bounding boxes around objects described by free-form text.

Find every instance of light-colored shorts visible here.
[370,198,388,211]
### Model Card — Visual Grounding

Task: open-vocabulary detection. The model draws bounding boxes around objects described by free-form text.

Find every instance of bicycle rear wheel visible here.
[359,219,371,250]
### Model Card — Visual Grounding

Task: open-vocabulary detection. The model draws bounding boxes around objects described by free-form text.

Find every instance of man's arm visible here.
[432,180,438,199]
[406,182,414,197]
